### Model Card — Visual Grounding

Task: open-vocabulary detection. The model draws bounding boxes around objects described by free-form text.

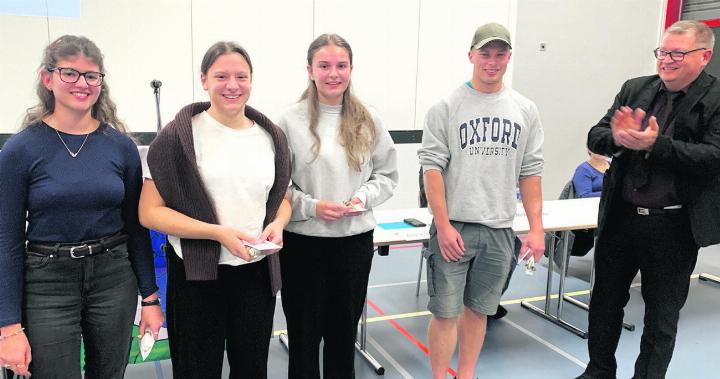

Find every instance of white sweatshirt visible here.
[278,101,399,237]
[418,84,544,228]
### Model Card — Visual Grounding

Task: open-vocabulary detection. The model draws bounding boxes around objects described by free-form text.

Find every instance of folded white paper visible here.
[243,240,281,251]
[140,330,156,361]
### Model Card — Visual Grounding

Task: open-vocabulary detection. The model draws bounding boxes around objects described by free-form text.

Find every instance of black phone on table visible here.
[403,218,427,227]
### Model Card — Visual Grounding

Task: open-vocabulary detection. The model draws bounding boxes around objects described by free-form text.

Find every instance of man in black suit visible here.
[577,20,720,379]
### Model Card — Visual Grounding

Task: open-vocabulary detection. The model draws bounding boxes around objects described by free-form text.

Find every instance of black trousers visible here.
[166,248,276,379]
[280,230,374,379]
[583,205,698,379]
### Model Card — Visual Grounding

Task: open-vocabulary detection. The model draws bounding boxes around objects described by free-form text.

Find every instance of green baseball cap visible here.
[471,22,512,50]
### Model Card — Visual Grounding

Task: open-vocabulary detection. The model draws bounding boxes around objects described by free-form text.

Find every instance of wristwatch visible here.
[141,299,161,307]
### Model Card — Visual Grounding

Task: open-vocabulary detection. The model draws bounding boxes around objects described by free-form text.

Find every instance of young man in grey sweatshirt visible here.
[417,22,545,379]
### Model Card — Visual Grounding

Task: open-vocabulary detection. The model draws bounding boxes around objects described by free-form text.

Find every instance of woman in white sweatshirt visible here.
[277,33,398,379]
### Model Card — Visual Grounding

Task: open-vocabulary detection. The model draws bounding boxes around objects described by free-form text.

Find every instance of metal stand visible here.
[521,231,636,337]
[521,231,588,338]
[699,273,720,284]
[153,87,162,132]
[416,252,424,296]
[563,296,635,332]
[356,301,385,375]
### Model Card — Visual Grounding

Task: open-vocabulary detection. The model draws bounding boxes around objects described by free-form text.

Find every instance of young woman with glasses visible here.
[0,35,162,378]
[139,41,291,378]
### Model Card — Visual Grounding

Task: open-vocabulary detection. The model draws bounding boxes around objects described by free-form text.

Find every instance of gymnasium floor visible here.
[125,243,720,378]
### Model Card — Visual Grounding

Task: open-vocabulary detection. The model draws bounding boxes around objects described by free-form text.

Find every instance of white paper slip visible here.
[140,330,156,361]
[243,240,282,251]
[345,203,368,216]
[523,256,536,276]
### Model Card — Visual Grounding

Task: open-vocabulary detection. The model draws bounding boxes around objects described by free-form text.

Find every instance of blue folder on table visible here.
[378,222,414,230]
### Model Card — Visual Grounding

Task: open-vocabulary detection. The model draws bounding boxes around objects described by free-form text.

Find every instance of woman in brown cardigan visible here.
[139,41,290,379]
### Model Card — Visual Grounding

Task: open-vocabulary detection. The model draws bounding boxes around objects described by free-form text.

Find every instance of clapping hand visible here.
[611,106,659,151]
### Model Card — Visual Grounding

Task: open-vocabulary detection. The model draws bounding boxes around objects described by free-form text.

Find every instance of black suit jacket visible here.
[588,71,720,247]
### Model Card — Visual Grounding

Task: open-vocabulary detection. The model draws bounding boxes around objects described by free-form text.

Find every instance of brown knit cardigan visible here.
[147,102,290,295]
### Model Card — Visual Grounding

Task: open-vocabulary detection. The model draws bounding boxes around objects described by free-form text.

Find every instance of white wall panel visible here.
[46,0,194,132]
[314,0,420,132]
[415,0,514,131]
[190,0,313,120]
[513,0,663,198]
[377,143,422,210]
[0,15,49,132]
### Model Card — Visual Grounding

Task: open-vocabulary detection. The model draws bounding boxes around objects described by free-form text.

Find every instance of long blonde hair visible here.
[301,33,376,171]
[21,35,126,132]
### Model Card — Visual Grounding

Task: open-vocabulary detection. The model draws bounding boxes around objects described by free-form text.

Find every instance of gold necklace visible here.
[55,128,90,158]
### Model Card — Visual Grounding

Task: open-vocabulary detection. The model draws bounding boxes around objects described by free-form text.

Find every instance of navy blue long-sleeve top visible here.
[0,122,158,328]
[572,161,604,198]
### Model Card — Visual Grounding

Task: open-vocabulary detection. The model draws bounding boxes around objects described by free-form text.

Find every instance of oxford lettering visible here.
[458,117,522,150]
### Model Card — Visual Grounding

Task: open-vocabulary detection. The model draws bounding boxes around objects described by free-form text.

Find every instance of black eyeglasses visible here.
[653,47,707,62]
[48,67,105,86]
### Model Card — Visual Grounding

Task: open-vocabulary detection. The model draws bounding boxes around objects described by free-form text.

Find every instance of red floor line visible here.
[366,299,458,378]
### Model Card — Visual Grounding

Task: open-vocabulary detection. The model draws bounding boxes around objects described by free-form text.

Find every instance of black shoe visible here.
[489,305,508,319]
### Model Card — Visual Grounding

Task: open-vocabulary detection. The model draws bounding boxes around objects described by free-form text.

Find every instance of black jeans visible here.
[165,247,276,379]
[280,230,374,379]
[583,206,698,379]
[23,243,138,379]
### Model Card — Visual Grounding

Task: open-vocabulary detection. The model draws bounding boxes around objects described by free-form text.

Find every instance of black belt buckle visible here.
[636,207,650,216]
[70,243,93,258]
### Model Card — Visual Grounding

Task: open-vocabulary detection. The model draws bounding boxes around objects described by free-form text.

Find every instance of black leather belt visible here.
[27,234,129,259]
[624,204,683,216]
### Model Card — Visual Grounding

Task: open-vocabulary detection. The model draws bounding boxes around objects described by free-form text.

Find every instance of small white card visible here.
[345,203,367,216]
[140,330,155,361]
[523,256,536,276]
[243,240,282,251]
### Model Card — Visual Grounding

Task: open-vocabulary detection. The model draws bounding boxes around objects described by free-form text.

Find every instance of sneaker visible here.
[488,305,508,319]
